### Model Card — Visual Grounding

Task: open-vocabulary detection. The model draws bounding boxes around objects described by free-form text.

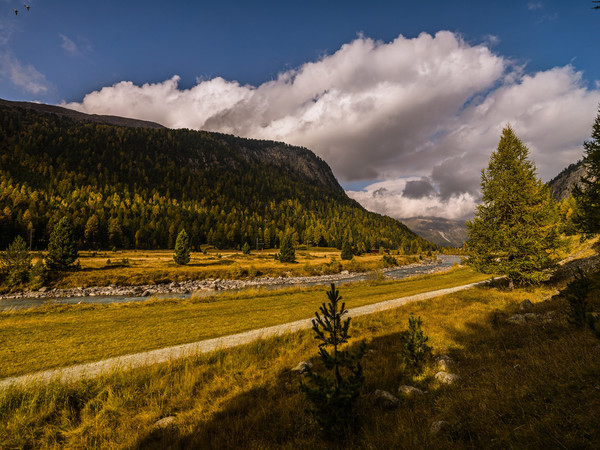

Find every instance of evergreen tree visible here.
[173,229,191,265]
[46,217,78,271]
[340,239,353,260]
[573,105,600,234]
[300,284,366,437]
[0,235,31,286]
[401,315,432,374]
[277,232,296,263]
[466,126,560,285]
[242,241,251,254]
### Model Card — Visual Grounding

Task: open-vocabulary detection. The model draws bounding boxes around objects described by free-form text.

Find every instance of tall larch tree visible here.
[46,217,78,270]
[573,105,600,234]
[466,126,560,286]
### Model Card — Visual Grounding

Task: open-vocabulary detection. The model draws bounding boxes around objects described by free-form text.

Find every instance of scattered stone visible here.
[507,314,527,324]
[519,299,533,310]
[153,416,176,428]
[435,355,456,371]
[141,290,151,297]
[38,286,48,293]
[373,389,399,409]
[435,371,461,385]
[430,420,450,436]
[291,360,313,375]
[398,385,425,395]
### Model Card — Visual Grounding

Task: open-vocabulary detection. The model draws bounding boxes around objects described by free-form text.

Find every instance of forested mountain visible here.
[400,217,467,248]
[0,100,432,252]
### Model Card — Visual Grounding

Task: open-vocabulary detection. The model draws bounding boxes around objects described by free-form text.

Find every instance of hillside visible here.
[0,99,431,252]
[400,216,467,247]
[548,159,587,201]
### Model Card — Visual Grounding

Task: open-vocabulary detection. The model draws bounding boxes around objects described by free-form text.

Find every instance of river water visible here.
[0,255,462,311]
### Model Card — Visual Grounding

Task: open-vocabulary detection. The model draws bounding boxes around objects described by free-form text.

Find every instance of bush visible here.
[29,259,48,289]
[563,269,591,328]
[340,240,353,260]
[300,284,366,437]
[401,315,432,374]
[381,254,398,268]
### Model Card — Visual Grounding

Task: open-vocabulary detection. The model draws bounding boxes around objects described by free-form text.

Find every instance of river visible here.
[0,255,462,311]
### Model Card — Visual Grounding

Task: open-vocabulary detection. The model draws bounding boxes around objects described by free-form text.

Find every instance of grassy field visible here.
[0,268,488,378]
[41,247,422,289]
[1,267,598,448]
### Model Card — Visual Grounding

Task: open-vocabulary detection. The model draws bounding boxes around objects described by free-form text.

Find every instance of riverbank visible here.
[0,256,457,307]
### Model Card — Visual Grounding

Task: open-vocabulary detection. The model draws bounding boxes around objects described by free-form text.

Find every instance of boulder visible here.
[435,371,461,385]
[519,299,533,310]
[507,314,527,324]
[291,360,313,375]
[398,385,425,395]
[153,416,176,428]
[373,389,399,409]
[435,355,456,371]
[430,420,450,436]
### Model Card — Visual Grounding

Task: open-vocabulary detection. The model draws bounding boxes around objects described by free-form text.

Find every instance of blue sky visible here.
[2,1,600,219]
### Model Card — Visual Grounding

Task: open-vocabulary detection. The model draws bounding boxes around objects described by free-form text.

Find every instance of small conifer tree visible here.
[340,239,353,260]
[401,315,432,374]
[46,217,78,271]
[300,284,366,437]
[173,229,191,265]
[242,242,251,255]
[277,232,295,263]
[0,235,31,286]
[563,269,592,328]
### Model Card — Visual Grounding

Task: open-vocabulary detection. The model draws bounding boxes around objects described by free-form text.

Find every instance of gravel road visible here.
[0,278,489,390]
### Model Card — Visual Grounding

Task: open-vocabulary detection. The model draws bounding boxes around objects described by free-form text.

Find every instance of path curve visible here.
[0,278,490,390]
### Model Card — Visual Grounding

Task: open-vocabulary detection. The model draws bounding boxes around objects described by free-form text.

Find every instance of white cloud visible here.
[528,2,543,11]
[59,34,77,54]
[0,49,50,94]
[62,31,600,221]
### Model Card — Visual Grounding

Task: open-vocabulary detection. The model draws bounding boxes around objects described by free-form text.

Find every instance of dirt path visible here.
[0,279,490,390]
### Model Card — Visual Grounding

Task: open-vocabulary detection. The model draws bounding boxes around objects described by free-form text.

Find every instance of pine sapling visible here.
[300,283,366,438]
[401,315,432,374]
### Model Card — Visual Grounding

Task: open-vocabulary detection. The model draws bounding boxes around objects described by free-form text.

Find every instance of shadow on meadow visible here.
[132,282,600,449]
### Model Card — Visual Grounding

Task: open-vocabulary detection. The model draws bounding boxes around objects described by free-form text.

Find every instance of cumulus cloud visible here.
[62,31,600,221]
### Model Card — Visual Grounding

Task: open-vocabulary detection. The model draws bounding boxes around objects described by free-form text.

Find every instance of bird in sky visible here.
[13,9,18,15]
[24,5,30,12]
[594,1,600,10]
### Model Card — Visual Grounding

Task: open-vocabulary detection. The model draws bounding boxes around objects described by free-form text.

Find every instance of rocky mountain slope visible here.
[548,160,587,201]
[399,217,467,247]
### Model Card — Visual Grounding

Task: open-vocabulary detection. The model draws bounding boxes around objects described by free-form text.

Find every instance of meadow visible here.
[1,267,598,448]
[42,247,422,289]
[0,268,487,378]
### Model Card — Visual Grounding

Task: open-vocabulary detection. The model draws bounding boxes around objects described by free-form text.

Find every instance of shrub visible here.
[29,259,48,289]
[300,284,366,437]
[563,269,591,328]
[382,254,398,268]
[340,240,353,260]
[401,315,432,374]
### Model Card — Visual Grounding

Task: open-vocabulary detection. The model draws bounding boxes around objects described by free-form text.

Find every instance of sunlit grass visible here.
[2,273,598,448]
[0,268,488,378]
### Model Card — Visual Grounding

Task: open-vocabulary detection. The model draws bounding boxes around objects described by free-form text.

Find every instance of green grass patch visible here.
[1,274,598,448]
[0,268,488,378]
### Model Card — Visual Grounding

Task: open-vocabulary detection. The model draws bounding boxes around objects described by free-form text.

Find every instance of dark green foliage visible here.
[401,315,432,374]
[300,284,366,437]
[0,235,31,286]
[563,269,592,328]
[0,102,433,253]
[29,259,48,289]
[381,254,398,267]
[466,126,560,285]
[277,233,295,263]
[46,217,78,271]
[173,229,191,265]
[242,242,251,255]
[340,239,353,260]
[573,105,600,234]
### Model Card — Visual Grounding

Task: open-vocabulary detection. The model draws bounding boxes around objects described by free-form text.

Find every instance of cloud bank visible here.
[63,31,600,220]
